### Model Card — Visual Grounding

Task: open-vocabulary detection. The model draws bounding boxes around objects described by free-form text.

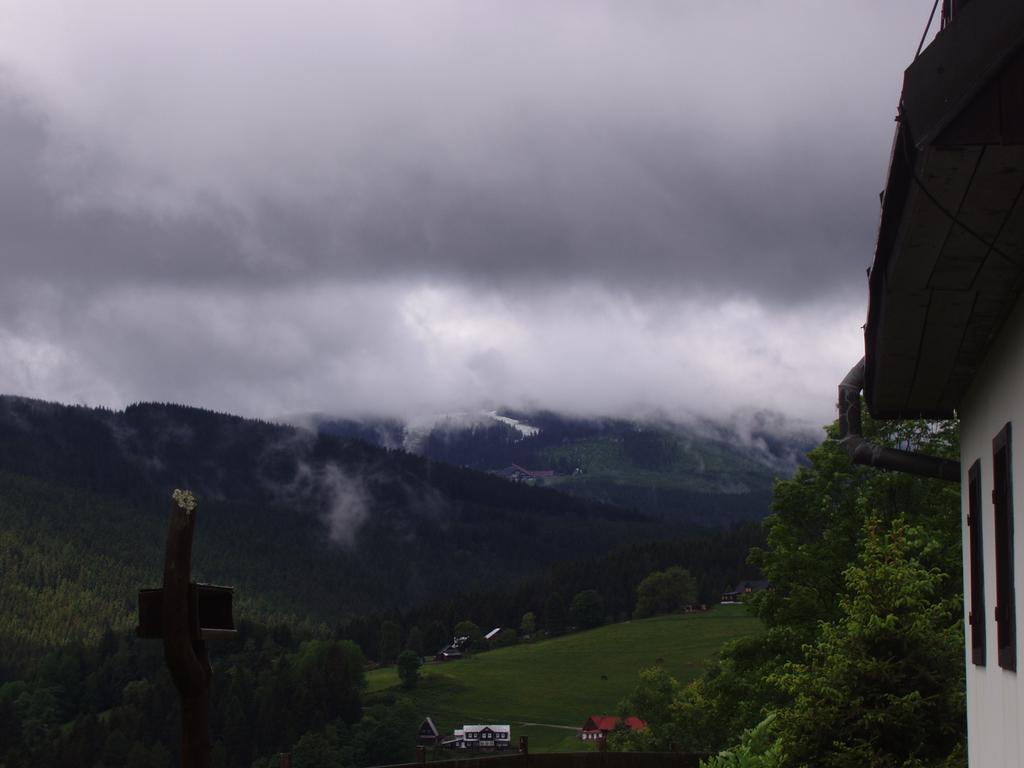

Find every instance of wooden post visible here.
[518,735,529,755]
[416,746,427,765]
[162,490,212,768]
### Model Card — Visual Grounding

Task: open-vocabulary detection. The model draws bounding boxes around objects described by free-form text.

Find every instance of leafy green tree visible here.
[700,715,781,768]
[751,417,960,649]
[569,589,605,629]
[397,650,422,689]
[291,724,345,768]
[347,697,420,768]
[655,634,780,754]
[520,612,537,638]
[404,626,424,657]
[613,414,965,765]
[773,515,965,767]
[608,666,682,752]
[634,566,697,618]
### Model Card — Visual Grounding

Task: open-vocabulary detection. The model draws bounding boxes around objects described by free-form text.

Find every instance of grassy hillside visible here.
[366,606,761,752]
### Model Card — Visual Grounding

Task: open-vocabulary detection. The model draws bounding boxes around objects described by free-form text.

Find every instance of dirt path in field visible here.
[515,722,578,730]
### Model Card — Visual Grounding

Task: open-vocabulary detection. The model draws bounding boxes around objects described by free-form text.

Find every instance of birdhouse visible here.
[137,583,237,640]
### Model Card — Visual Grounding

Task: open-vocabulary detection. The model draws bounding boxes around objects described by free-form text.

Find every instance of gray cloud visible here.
[0,2,936,424]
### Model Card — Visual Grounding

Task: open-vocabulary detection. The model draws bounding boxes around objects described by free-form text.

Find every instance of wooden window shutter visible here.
[994,423,1015,671]
[968,460,986,665]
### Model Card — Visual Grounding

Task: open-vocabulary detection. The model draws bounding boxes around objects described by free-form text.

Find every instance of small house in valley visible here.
[451,725,512,750]
[417,717,440,746]
[495,464,555,483]
[435,646,462,662]
[578,715,647,742]
[435,635,470,661]
[720,580,770,604]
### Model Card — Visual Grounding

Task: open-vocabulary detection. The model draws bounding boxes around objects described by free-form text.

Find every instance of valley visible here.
[365,606,762,753]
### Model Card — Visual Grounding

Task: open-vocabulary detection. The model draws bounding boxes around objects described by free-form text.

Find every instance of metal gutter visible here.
[838,358,961,483]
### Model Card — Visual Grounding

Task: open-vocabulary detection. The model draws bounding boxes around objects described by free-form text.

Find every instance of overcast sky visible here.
[0,2,937,427]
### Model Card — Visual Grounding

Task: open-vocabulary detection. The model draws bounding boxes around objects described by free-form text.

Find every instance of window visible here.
[968,460,986,665]
[994,423,1015,671]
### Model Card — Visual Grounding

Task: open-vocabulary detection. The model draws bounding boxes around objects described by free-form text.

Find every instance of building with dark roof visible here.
[417,717,440,746]
[720,580,770,604]
[843,2,1024,764]
[495,464,555,483]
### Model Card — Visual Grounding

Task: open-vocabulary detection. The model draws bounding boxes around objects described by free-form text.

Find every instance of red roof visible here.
[582,716,647,733]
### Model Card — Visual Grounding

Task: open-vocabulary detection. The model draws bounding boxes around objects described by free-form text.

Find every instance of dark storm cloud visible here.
[340,132,882,299]
[0,2,923,299]
[0,2,937,422]
[0,92,251,293]
[0,77,886,304]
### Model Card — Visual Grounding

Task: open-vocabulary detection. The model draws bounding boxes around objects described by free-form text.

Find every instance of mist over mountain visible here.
[305,408,818,524]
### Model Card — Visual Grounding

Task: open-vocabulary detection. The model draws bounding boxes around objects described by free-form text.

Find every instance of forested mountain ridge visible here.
[0,395,671,663]
[311,409,817,524]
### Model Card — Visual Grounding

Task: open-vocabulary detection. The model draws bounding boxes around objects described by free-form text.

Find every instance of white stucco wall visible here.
[960,291,1024,767]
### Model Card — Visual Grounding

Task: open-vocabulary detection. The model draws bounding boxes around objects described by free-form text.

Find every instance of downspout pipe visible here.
[838,358,960,483]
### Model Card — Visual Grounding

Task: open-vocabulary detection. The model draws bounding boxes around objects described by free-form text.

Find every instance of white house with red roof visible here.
[578,715,647,742]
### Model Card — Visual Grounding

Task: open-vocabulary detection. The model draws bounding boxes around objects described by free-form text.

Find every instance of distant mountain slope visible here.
[0,396,670,665]
[310,409,818,525]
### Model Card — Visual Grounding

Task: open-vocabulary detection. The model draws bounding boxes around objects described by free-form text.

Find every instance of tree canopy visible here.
[569,589,605,629]
[611,414,965,766]
[634,567,698,618]
[396,651,422,690]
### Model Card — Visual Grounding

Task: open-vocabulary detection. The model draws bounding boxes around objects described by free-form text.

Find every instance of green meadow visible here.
[366,605,762,753]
